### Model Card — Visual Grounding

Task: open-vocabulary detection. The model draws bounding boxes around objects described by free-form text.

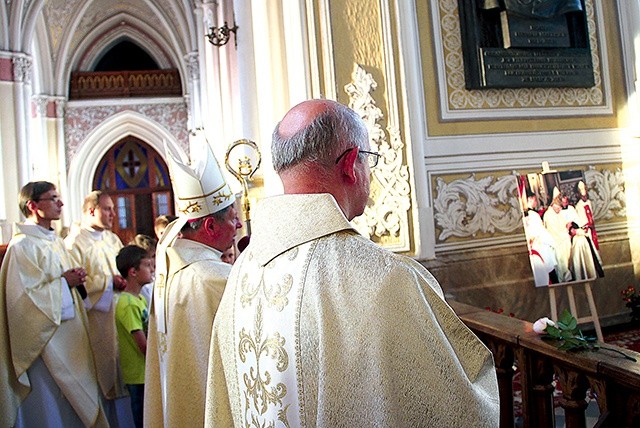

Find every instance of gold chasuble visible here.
[205,194,499,427]
[145,238,230,428]
[65,227,126,399]
[0,223,106,427]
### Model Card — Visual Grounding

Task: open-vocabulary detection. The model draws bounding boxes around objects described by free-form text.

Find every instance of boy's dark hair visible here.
[116,245,150,278]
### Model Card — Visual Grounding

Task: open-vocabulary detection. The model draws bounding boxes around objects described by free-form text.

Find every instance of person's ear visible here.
[26,200,38,215]
[128,266,136,278]
[339,148,359,184]
[203,216,218,236]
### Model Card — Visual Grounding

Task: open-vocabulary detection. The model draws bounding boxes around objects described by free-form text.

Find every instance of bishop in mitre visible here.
[144,134,242,427]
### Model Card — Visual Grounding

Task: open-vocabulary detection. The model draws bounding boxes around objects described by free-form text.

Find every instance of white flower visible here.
[533,317,556,334]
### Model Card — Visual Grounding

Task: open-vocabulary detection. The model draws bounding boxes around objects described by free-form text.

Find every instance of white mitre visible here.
[578,180,587,196]
[153,136,234,333]
[167,138,234,219]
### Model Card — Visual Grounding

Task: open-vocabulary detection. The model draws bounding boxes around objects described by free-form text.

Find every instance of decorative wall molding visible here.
[12,54,32,83]
[65,101,189,168]
[345,64,411,245]
[32,95,49,117]
[433,166,626,245]
[54,97,66,118]
[585,166,626,220]
[434,173,522,242]
[32,95,65,118]
[185,51,199,82]
[431,0,612,119]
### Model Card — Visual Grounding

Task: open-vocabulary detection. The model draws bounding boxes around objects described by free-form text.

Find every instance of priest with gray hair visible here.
[205,99,499,427]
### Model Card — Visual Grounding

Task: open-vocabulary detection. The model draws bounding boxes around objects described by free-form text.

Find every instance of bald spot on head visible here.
[278,99,339,139]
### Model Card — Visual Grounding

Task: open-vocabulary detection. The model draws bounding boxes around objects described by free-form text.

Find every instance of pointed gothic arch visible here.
[94,135,173,244]
[93,39,159,71]
[57,10,190,96]
[75,18,175,72]
[66,111,186,223]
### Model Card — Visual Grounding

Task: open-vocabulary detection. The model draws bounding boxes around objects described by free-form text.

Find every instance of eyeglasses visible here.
[335,148,381,168]
[35,196,62,203]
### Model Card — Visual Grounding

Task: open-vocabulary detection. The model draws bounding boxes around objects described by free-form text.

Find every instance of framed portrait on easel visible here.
[516,166,605,341]
[517,168,604,288]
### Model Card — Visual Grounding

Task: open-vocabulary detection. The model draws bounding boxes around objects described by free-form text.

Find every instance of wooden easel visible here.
[548,278,603,342]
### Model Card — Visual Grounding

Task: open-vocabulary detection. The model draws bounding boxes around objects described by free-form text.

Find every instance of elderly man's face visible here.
[214,205,243,252]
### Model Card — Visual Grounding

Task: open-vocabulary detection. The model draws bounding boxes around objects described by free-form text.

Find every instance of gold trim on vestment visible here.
[177,183,226,200]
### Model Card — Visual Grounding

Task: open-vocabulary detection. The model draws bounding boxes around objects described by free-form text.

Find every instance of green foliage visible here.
[542,309,636,361]
[542,309,596,352]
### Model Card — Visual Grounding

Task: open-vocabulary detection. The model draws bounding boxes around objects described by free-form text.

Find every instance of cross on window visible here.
[122,149,141,177]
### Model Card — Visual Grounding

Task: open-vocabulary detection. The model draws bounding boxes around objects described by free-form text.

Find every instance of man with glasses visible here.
[0,181,107,427]
[205,99,499,426]
[65,190,128,426]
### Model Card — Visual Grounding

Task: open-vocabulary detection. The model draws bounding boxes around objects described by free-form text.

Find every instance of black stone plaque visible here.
[457,0,595,89]
[501,13,571,48]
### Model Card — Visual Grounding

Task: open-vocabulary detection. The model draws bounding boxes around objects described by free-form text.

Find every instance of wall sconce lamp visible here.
[206,21,238,48]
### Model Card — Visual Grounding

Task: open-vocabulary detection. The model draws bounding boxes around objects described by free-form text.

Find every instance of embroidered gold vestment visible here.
[145,238,230,428]
[205,194,500,427]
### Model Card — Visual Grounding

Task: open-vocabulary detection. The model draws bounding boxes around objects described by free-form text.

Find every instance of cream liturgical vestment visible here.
[145,238,230,428]
[65,226,126,400]
[0,223,107,427]
[543,207,572,283]
[205,194,500,427]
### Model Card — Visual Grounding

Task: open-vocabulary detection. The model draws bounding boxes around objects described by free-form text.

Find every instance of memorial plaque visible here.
[501,13,570,48]
[457,0,595,89]
[481,48,594,87]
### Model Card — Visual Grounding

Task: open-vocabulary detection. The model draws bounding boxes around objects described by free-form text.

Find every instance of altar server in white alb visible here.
[64,190,129,425]
[145,134,242,427]
[205,99,500,427]
[0,181,107,427]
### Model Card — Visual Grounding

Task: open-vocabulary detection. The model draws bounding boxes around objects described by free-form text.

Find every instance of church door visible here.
[93,136,174,244]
